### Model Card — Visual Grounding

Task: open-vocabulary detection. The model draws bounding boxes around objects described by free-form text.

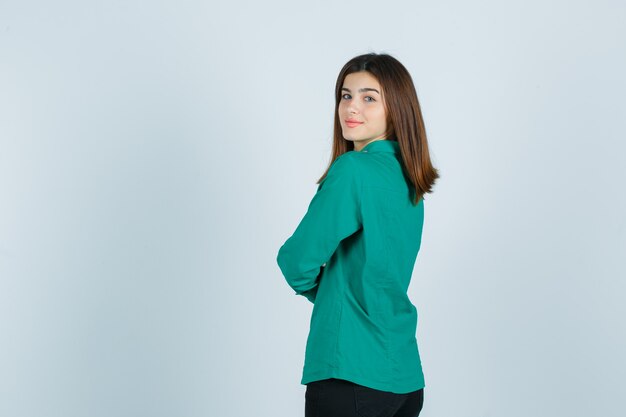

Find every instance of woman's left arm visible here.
[276,154,362,302]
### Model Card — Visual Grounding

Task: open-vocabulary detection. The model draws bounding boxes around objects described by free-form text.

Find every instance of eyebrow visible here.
[342,87,381,94]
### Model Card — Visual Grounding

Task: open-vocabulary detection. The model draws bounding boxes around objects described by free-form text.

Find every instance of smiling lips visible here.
[345,119,363,128]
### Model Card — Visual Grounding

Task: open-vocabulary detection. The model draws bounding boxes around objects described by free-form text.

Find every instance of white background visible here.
[1,1,625,416]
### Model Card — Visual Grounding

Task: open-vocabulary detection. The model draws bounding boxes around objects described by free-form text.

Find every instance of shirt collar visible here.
[359,139,400,154]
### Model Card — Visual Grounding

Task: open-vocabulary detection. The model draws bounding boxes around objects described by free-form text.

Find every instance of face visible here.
[338,71,388,151]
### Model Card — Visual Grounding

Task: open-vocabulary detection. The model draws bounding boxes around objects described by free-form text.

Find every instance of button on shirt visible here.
[276,139,425,394]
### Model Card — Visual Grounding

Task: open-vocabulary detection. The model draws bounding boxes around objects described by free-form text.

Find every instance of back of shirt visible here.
[277,139,425,394]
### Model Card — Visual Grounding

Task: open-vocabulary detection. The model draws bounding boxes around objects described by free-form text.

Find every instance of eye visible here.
[364,96,376,102]
[341,93,352,100]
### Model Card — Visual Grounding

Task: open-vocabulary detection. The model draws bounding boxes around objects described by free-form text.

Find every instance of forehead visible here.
[342,71,381,88]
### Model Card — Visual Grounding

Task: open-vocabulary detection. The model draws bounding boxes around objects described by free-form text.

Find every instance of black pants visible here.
[305,378,424,417]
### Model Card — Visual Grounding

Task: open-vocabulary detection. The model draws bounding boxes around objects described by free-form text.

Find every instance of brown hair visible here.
[317,53,439,205]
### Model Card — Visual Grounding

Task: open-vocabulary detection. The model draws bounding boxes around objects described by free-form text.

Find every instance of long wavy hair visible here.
[317,53,439,205]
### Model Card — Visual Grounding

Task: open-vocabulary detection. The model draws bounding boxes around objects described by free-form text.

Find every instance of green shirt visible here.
[276,139,425,394]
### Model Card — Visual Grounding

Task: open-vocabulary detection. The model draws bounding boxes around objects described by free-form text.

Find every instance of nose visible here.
[346,100,360,115]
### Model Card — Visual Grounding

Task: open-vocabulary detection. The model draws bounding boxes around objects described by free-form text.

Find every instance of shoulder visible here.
[330,150,384,181]
[327,151,372,181]
[318,151,363,190]
[330,151,361,171]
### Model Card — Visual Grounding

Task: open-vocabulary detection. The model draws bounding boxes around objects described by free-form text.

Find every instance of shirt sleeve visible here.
[276,154,363,303]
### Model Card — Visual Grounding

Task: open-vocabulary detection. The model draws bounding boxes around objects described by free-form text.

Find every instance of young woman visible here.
[277,52,439,417]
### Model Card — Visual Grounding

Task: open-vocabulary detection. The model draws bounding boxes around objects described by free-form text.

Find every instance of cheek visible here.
[373,108,387,127]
